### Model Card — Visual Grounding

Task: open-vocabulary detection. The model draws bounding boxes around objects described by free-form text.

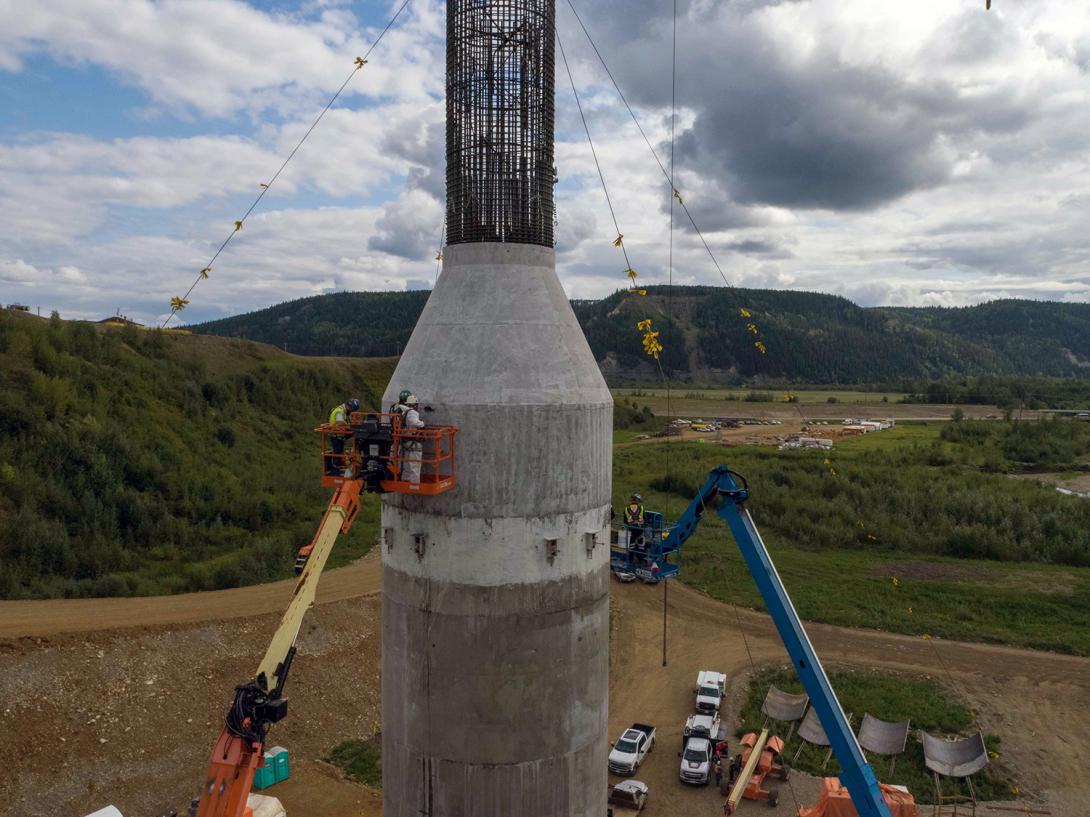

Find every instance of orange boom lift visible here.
[194,408,457,817]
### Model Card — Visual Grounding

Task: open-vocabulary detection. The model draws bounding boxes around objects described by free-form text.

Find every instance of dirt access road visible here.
[2,551,1088,817]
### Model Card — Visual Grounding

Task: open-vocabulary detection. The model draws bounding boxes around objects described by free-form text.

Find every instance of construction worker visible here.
[393,390,425,483]
[326,398,360,476]
[713,756,724,788]
[624,493,647,550]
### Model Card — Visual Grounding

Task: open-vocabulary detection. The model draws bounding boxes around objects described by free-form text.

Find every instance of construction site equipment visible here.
[609,510,680,583]
[922,731,990,816]
[607,780,649,813]
[795,706,854,769]
[608,723,656,775]
[762,684,810,741]
[194,411,454,817]
[658,465,896,817]
[724,729,788,811]
[799,778,919,817]
[316,411,457,496]
[857,715,910,775]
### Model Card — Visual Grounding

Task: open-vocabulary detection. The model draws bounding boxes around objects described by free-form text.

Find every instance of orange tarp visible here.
[798,777,919,817]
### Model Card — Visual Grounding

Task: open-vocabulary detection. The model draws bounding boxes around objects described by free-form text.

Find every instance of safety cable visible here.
[555,30,637,280]
[161,0,414,328]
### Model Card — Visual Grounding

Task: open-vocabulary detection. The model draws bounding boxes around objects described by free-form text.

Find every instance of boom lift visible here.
[662,465,896,817]
[194,410,456,817]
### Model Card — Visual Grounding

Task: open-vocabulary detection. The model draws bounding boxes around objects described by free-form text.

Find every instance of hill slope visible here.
[0,310,394,599]
[195,287,1090,383]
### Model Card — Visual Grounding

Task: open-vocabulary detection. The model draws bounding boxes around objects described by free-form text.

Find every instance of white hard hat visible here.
[404,393,419,406]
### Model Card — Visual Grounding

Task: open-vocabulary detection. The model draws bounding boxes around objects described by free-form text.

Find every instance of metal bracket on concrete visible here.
[584,531,598,558]
[544,537,559,564]
[384,527,394,553]
[414,533,428,561]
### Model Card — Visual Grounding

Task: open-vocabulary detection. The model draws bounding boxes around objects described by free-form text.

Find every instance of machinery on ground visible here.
[721,729,789,809]
[192,408,456,817]
[658,465,898,817]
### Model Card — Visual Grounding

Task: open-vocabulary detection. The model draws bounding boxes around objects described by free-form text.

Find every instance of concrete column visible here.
[381,242,611,816]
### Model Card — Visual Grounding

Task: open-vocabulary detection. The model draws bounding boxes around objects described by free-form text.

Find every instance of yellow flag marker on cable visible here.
[435,252,443,262]
[637,319,663,360]
[747,322,758,334]
[740,307,752,318]
[673,188,683,205]
[199,267,211,280]
[755,340,767,354]
[355,57,368,69]
[234,220,243,231]
[259,183,269,189]
[170,296,190,311]
[613,234,624,248]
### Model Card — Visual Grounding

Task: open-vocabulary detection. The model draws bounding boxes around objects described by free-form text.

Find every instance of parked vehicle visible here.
[608,780,649,813]
[695,671,727,714]
[683,712,722,744]
[678,736,713,785]
[609,724,656,775]
[611,567,637,583]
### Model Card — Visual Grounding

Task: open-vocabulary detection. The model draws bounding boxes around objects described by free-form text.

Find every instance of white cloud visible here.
[1,0,1090,323]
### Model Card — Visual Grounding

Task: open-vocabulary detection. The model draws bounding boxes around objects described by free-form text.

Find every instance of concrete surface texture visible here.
[380,241,613,816]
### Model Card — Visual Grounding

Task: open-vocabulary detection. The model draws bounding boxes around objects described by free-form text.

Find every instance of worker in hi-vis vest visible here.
[326,398,360,475]
[624,493,647,550]
[392,389,425,483]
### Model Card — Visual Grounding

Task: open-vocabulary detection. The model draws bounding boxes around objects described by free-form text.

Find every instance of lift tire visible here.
[779,764,790,781]
[768,790,779,808]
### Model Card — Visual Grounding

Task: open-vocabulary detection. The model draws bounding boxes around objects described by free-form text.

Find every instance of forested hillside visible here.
[196,287,1090,384]
[0,310,394,599]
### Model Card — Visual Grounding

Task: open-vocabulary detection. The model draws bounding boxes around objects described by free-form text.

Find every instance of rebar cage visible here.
[446,0,556,246]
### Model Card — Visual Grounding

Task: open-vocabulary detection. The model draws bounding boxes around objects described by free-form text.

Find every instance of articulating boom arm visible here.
[195,480,362,817]
[676,466,893,817]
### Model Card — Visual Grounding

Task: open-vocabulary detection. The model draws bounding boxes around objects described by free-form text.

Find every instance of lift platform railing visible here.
[316,412,457,496]
[610,510,681,582]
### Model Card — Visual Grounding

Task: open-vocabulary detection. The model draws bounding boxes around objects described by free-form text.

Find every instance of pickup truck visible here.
[608,724,656,775]
[607,780,649,813]
[678,736,713,785]
[683,712,722,744]
[695,670,727,715]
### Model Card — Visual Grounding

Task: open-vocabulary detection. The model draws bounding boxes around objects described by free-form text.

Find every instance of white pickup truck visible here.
[683,712,722,745]
[608,723,656,775]
[678,736,713,785]
[695,670,727,715]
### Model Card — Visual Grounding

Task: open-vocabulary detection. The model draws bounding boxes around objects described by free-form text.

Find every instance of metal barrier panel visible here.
[761,685,809,722]
[921,731,989,778]
[858,714,910,757]
[797,706,831,747]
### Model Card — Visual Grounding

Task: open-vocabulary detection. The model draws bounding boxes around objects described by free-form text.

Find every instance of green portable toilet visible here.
[267,745,290,782]
[252,753,277,790]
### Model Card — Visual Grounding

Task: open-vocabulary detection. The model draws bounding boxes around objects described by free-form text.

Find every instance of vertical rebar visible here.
[446,0,555,246]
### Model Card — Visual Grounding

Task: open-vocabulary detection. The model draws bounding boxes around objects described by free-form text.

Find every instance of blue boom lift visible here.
[663,465,895,817]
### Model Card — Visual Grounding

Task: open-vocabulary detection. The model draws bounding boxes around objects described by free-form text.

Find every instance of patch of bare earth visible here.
[2,556,1089,816]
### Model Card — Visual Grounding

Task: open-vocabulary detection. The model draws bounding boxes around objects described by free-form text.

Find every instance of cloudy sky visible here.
[1,0,1088,325]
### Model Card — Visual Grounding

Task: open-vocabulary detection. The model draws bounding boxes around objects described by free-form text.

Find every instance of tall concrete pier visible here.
[380,1,612,815]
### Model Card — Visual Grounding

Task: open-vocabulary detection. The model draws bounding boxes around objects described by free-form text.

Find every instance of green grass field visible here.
[325,736,382,787]
[614,427,1090,655]
[736,668,1011,804]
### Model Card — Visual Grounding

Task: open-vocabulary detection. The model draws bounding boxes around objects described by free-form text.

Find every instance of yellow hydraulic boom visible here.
[195,481,361,817]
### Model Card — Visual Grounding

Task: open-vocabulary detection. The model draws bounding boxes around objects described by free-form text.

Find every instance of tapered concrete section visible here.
[381,242,612,817]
